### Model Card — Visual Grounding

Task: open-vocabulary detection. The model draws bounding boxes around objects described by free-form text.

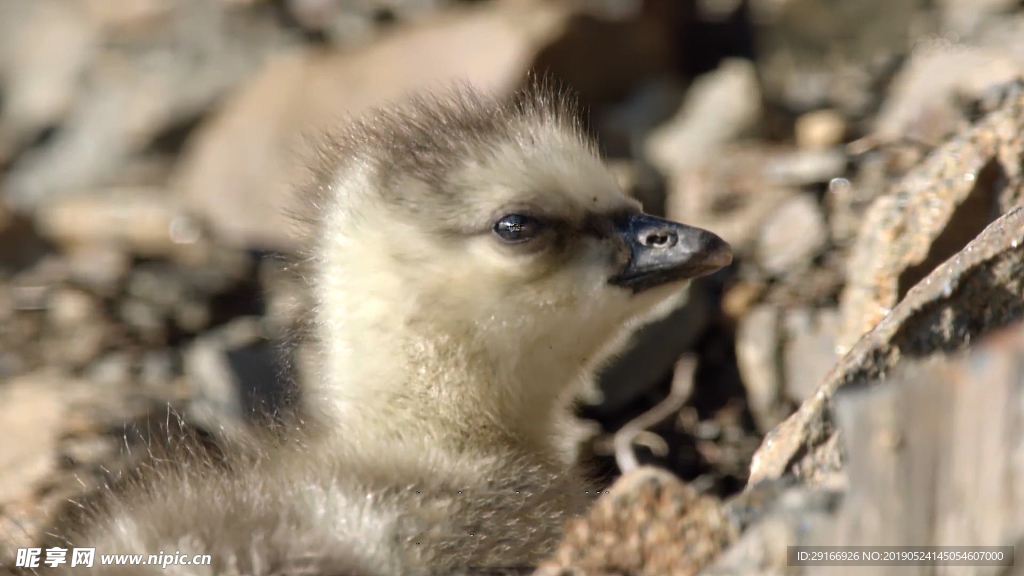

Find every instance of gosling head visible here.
[305,87,731,439]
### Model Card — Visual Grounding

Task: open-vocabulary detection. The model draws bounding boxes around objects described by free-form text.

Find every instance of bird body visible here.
[47,87,731,576]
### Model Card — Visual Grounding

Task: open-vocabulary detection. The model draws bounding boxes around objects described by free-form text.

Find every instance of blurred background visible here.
[3,0,1024,557]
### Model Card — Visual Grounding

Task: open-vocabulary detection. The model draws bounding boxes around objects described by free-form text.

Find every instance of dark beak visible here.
[608,213,732,293]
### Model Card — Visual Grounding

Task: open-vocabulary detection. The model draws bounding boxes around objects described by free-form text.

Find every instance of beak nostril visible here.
[610,213,731,291]
[641,230,676,249]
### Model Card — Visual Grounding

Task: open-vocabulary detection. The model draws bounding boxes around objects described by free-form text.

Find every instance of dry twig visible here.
[614,354,697,473]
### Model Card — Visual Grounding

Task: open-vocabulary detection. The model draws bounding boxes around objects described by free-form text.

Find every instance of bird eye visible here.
[493,214,544,243]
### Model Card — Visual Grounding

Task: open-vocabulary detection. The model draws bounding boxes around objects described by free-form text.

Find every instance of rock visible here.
[872,44,1024,146]
[708,322,1024,575]
[536,467,737,576]
[286,0,451,46]
[119,298,166,343]
[598,78,686,160]
[758,148,846,187]
[42,287,108,368]
[750,206,1024,485]
[174,299,212,334]
[735,305,782,433]
[0,0,98,161]
[938,0,1018,38]
[837,87,1024,351]
[794,109,846,150]
[720,279,764,326]
[781,307,839,402]
[9,256,69,312]
[756,193,827,277]
[824,328,1024,557]
[666,141,843,258]
[58,435,116,469]
[185,328,248,428]
[139,348,177,393]
[81,0,176,30]
[84,352,134,389]
[127,265,184,308]
[645,59,762,178]
[664,146,795,254]
[0,373,68,504]
[175,1,569,250]
[753,0,922,116]
[3,2,286,209]
[64,243,131,295]
[46,287,98,330]
[35,188,202,257]
[703,480,840,576]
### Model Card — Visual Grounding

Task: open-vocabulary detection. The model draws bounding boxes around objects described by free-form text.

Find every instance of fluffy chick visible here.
[47,87,731,576]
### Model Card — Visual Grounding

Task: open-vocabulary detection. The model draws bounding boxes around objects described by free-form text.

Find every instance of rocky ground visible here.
[3,0,1024,573]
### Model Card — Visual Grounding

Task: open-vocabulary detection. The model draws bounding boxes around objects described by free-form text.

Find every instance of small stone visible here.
[184,317,266,435]
[35,188,186,257]
[735,305,783,432]
[756,193,828,277]
[781,307,840,402]
[65,244,131,295]
[120,298,166,343]
[751,206,1024,485]
[646,59,762,178]
[761,149,847,188]
[46,287,98,330]
[0,373,68,504]
[794,109,846,150]
[85,352,133,388]
[538,467,737,576]
[175,300,211,334]
[139,348,177,392]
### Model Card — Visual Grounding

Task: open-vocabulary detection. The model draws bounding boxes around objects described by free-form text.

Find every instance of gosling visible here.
[49,87,732,576]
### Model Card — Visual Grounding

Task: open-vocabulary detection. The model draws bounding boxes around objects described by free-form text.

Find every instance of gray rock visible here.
[64,244,131,296]
[753,0,923,116]
[645,59,762,178]
[872,43,1023,146]
[751,206,1024,485]
[665,146,797,253]
[781,307,839,402]
[938,0,1018,38]
[838,87,1024,351]
[3,1,287,209]
[760,148,846,187]
[756,193,828,277]
[0,0,98,161]
[735,304,783,433]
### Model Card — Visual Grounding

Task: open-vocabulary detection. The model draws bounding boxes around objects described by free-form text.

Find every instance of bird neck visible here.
[311,307,586,464]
